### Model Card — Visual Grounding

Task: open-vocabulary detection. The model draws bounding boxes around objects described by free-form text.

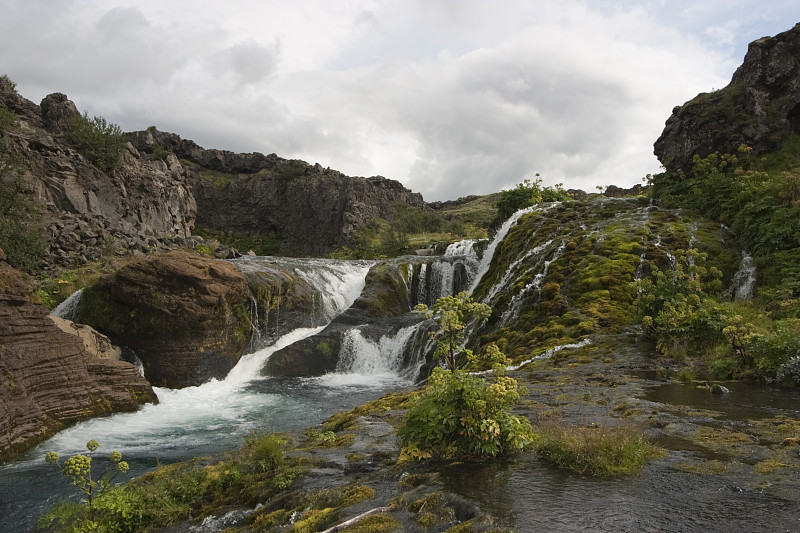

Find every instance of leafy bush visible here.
[67,112,127,172]
[494,176,569,224]
[400,294,532,460]
[633,249,726,358]
[398,364,533,459]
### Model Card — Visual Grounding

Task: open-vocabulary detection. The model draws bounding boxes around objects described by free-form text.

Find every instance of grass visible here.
[531,421,663,476]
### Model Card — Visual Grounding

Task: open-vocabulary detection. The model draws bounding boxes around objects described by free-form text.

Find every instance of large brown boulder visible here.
[79,251,253,388]
[655,23,800,172]
[0,255,156,463]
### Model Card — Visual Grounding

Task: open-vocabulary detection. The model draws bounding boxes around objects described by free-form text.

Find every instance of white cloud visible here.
[0,0,796,201]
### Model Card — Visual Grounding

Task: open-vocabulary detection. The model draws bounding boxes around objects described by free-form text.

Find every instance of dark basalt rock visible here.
[130,128,427,257]
[654,23,800,173]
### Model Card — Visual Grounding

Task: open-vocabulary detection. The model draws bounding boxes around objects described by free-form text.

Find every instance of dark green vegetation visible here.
[493,176,570,226]
[66,112,127,172]
[0,88,46,272]
[194,226,285,256]
[399,294,533,460]
[647,136,800,382]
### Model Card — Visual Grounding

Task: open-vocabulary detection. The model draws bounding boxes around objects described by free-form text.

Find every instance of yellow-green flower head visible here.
[109,451,122,463]
[45,451,59,464]
[86,439,99,452]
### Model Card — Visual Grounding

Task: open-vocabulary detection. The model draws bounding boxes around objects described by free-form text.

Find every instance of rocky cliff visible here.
[0,79,197,273]
[654,23,800,172]
[0,250,157,462]
[129,129,427,256]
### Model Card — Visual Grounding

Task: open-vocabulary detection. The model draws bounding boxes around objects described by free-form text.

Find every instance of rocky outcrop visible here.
[48,315,122,360]
[264,262,416,376]
[130,129,427,256]
[1,81,197,273]
[0,253,156,463]
[78,251,254,388]
[655,23,800,172]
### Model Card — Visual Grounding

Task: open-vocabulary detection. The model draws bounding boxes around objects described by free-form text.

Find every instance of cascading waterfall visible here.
[335,323,430,383]
[500,240,566,325]
[1,259,381,533]
[725,251,757,300]
[50,288,84,321]
[469,203,558,295]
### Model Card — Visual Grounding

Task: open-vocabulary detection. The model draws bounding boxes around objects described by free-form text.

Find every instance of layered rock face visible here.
[0,253,157,462]
[0,80,197,272]
[654,23,800,172]
[78,251,253,388]
[130,129,426,256]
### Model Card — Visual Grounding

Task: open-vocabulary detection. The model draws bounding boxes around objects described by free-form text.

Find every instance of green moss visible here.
[200,169,234,187]
[339,513,401,533]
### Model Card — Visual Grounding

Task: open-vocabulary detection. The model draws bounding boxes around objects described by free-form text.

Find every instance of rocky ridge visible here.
[654,22,800,172]
[0,78,197,272]
[129,128,427,256]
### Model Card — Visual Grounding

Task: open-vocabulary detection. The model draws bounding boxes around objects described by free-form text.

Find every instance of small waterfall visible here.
[484,238,554,303]
[469,203,557,295]
[50,288,84,321]
[445,239,478,258]
[416,262,428,305]
[725,251,757,300]
[500,240,566,325]
[336,323,429,382]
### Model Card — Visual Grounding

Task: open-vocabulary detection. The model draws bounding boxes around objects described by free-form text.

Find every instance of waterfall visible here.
[725,251,757,300]
[51,288,84,321]
[469,203,557,295]
[500,239,566,325]
[234,257,373,340]
[445,239,478,258]
[336,323,429,382]
[484,238,554,304]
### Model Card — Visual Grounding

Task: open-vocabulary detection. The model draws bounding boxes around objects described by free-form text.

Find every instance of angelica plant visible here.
[45,439,129,517]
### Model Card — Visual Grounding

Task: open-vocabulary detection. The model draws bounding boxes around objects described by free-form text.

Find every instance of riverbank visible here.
[141,332,800,532]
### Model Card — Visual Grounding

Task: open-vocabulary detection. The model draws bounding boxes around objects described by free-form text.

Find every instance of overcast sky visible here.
[1,1,797,200]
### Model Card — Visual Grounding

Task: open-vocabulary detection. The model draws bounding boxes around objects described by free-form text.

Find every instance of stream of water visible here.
[2,206,797,532]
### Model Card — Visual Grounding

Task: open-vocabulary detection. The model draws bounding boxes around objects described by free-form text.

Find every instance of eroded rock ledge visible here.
[0,251,156,463]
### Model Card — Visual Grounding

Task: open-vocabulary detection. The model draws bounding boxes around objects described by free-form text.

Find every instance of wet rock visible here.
[78,251,252,388]
[711,384,731,394]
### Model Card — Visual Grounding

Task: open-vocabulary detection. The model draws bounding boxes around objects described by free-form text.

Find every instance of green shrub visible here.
[494,176,570,224]
[66,112,127,172]
[0,141,46,272]
[399,365,533,459]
